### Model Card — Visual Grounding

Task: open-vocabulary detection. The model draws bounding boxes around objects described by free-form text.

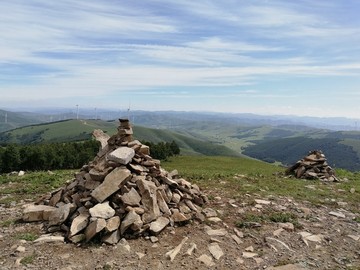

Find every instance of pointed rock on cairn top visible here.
[286,150,339,182]
[23,119,208,244]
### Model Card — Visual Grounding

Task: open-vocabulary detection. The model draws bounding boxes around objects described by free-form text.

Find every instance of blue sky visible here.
[1,0,360,118]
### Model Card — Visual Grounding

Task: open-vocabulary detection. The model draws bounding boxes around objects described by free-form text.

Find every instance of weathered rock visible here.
[203,208,217,218]
[34,235,65,243]
[197,254,215,267]
[206,228,228,236]
[137,179,161,223]
[185,242,197,256]
[106,216,121,232]
[118,238,131,252]
[69,234,86,243]
[329,211,345,218]
[85,218,106,242]
[208,243,224,260]
[49,203,73,226]
[91,168,131,203]
[102,230,121,245]
[165,236,188,261]
[89,201,115,219]
[121,188,141,206]
[171,210,190,223]
[23,205,56,222]
[120,210,142,235]
[93,129,110,149]
[156,190,171,215]
[242,252,258,258]
[69,213,89,237]
[268,264,307,270]
[107,147,135,165]
[49,189,63,206]
[149,217,170,235]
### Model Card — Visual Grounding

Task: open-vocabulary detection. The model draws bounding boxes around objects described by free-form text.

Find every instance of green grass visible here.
[162,156,360,212]
[20,253,36,265]
[235,211,300,229]
[15,232,38,241]
[0,170,74,205]
[0,219,15,227]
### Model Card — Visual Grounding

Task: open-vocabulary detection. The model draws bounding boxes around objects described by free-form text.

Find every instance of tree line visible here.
[0,140,180,173]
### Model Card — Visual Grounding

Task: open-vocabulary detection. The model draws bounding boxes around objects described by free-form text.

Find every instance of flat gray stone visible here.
[137,179,160,223]
[85,218,106,242]
[120,210,142,235]
[149,217,170,235]
[107,147,135,165]
[206,228,227,236]
[34,235,65,243]
[102,230,121,245]
[49,203,73,226]
[91,168,131,203]
[69,213,89,237]
[208,243,224,260]
[89,201,115,219]
[121,188,141,206]
[197,254,215,267]
[106,216,121,232]
[268,264,307,270]
[23,205,56,222]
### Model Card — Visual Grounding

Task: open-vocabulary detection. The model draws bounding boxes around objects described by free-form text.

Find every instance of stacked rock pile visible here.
[285,150,339,181]
[23,119,208,244]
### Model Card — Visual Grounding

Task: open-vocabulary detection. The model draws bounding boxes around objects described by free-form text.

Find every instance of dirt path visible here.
[1,189,359,270]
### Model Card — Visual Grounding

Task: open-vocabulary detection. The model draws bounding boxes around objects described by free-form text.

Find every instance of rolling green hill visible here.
[0,119,240,157]
[0,110,46,133]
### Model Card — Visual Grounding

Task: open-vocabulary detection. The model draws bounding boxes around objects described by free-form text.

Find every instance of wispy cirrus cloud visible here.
[1,0,360,117]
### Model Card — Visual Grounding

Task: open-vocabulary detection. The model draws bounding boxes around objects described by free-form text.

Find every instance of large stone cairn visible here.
[23,119,208,244]
[285,150,339,181]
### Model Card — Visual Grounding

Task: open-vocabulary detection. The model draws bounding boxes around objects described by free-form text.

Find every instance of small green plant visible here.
[235,213,264,228]
[0,219,15,227]
[20,253,36,265]
[268,212,296,223]
[15,232,38,241]
[355,216,360,223]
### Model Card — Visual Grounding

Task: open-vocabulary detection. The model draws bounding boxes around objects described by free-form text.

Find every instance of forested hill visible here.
[243,137,360,172]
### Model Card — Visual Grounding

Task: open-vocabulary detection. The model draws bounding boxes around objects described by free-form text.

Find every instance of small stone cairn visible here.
[286,150,339,181]
[23,119,208,244]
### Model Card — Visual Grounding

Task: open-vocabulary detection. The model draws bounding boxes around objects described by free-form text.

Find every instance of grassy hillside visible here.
[0,110,46,133]
[0,119,240,157]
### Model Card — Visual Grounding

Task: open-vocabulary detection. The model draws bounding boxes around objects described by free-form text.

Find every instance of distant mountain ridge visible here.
[1,109,360,171]
[1,108,359,131]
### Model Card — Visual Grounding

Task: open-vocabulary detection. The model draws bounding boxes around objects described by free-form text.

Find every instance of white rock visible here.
[242,252,258,258]
[150,217,170,235]
[329,211,345,218]
[197,254,215,267]
[254,199,271,205]
[118,238,131,252]
[348,235,360,241]
[206,228,227,236]
[89,201,115,219]
[16,246,26,252]
[107,147,135,165]
[165,236,188,261]
[34,235,65,243]
[208,243,224,260]
[23,205,56,222]
[69,213,89,237]
[185,242,197,256]
[208,217,222,223]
